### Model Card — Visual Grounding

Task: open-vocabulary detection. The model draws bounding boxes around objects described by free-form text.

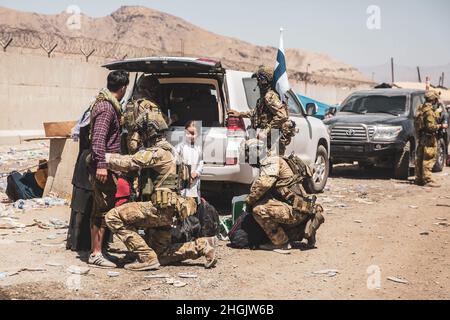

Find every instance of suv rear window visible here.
[242,77,259,109]
[160,83,220,127]
[341,95,407,116]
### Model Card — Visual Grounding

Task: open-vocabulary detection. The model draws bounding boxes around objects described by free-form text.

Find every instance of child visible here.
[176,121,204,206]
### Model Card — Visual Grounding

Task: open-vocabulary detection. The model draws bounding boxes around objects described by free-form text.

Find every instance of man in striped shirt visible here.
[89,70,129,268]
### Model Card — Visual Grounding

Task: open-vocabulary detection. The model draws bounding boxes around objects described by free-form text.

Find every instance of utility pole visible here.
[417,66,422,83]
[442,72,445,87]
[390,57,395,84]
[305,63,311,95]
[180,39,184,57]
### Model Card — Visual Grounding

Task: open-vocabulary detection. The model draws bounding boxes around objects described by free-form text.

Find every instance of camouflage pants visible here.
[252,199,310,246]
[105,202,209,264]
[415,140,437,185]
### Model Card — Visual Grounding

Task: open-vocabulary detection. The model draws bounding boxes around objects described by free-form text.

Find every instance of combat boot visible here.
[304,209,325,248]
[424,182,441,188]
[202,236,218,269]
[414,179,425,186]
[124,255,160,271]
[258,242,292,251]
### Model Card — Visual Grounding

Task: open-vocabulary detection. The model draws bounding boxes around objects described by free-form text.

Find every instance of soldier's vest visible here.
[139,141,190,203]
[251,99,269,129]
[414,104,426,135]
[123,99,161,133]
[272,155,315,214]
[414,103,436,138]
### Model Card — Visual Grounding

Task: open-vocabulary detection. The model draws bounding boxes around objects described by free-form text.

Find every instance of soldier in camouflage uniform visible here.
[433,96,449,166]
[123,75,170,155]
[104,111,217,271]
[414,90,443,187]
[228,65,296,155]
[244,140,325,250]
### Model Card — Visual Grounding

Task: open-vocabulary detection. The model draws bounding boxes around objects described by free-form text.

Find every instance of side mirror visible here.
[305,103,318,116]
[327,106,337,116]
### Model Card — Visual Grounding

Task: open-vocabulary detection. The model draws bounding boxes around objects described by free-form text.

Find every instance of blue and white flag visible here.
[274,28,290,102]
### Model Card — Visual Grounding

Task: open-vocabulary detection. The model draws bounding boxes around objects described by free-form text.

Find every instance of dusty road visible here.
[0,146,449,300]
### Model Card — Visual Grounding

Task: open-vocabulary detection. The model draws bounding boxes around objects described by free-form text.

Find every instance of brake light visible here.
[226,157,238,166]
[227,117,246,132]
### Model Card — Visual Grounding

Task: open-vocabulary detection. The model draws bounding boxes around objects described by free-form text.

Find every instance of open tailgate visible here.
[103,57,224,75]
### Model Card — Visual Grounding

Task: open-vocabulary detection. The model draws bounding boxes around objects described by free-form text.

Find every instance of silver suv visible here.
[104,57,330,197]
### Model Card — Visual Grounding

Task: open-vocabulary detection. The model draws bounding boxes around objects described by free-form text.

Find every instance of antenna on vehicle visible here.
[390,57,395,84]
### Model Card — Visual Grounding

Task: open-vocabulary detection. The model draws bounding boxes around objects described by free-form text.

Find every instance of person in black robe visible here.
[66,119,93,252]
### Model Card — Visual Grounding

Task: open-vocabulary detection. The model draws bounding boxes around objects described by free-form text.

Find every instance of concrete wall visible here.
[0,52,108,144]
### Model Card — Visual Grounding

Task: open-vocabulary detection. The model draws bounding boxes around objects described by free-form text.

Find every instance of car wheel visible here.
[394,141,410,180]
[432,138,446,172]
[304,145,329,194]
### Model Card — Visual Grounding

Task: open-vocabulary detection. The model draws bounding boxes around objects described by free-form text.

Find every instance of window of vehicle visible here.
[285,91,302,115]
[242,77,259,109]
[340,95,407,116]
[159,82,221,127]
[411,94,424,116]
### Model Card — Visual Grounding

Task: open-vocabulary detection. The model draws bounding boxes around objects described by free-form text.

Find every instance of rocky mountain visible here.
[0,5,371,85]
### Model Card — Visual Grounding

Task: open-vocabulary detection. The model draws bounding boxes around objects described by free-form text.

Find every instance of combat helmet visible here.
[252,65,274,91]
[134,75,161,100]
[135,110,169,142]
[424,90,440,102]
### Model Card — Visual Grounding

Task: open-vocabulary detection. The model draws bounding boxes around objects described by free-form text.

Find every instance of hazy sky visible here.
[1,0,449,67]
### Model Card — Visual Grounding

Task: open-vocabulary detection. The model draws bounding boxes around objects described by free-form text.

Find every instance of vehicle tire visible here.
[432,138,446,173]
[304,145,329,194]
[394,141,410,180]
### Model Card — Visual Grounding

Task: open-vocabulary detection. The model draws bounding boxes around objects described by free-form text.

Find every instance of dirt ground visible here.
[0,145,449,300]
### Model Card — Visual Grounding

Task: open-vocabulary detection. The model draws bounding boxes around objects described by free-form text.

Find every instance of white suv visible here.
[104,57,330,197]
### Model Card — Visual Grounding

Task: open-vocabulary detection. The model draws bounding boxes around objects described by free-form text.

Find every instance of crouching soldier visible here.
[244,139,325,250]
[104,111,217,271]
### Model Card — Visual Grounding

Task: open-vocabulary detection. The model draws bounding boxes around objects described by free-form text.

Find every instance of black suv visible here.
[324,89,447,179]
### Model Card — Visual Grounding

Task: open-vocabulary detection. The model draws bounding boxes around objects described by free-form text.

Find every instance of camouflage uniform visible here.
[124,98,167,154]
[104,137,216,271]
[229,66,295,155]
[414,91,441,186]
[246,153,324,247]
[123,75,171,155]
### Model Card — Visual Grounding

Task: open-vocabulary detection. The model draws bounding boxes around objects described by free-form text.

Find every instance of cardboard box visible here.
[43,121,77,137]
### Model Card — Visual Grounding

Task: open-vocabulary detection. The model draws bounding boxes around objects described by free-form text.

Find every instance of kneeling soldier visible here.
[244,139,325,250]
[104,111,217,271]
